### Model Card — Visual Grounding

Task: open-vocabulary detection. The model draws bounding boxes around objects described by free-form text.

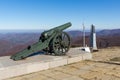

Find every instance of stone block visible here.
[0,64,27,80]
[82,53,92,60]
[0,47,92,79]
[49,59,67,68]
[27,62,49,73]
[67,56,82,64]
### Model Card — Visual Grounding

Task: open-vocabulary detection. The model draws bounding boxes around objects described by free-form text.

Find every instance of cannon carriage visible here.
[11,22,72,60]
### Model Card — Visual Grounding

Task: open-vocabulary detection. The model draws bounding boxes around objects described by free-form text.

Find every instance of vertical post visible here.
[83,23,85,47]
[80,23,91,53]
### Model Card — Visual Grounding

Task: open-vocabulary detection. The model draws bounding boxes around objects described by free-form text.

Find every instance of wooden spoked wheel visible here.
[52,32,71,56]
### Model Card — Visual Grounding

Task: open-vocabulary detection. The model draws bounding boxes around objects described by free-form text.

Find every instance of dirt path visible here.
[6,47,120,80]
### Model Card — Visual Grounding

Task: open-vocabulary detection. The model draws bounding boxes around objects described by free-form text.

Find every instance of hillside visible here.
[0,29,120,56]
[69,29,120,47]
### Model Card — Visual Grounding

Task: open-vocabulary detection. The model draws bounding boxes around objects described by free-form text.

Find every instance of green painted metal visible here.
[10,22,72,61]
[52,32,71,55]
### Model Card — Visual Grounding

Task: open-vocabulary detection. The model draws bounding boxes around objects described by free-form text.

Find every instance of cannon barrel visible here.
[41,22,71,39]
[47,22,71,32]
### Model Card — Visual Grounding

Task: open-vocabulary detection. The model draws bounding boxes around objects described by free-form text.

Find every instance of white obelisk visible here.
[90,24,98,52]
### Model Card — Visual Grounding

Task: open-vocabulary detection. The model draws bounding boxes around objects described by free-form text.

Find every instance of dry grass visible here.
[92,47,120,61]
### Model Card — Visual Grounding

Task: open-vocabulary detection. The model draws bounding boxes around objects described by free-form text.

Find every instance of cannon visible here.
[11,22,72,60]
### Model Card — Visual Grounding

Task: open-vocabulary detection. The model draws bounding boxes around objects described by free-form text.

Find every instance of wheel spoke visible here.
[62,34,65,40]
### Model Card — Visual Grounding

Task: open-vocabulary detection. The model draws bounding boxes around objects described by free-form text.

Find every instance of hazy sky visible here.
[0,0,120,30]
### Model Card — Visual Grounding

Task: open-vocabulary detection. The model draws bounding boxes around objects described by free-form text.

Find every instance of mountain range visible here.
[0,29,120,56]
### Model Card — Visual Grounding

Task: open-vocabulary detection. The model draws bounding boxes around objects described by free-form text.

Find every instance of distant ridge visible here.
[67,29,120,37]
[97,29,120,36]
[67,30,82,37]
[0,29,120,56]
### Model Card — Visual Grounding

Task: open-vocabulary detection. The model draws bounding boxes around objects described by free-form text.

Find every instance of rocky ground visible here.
[6,47,120,80]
